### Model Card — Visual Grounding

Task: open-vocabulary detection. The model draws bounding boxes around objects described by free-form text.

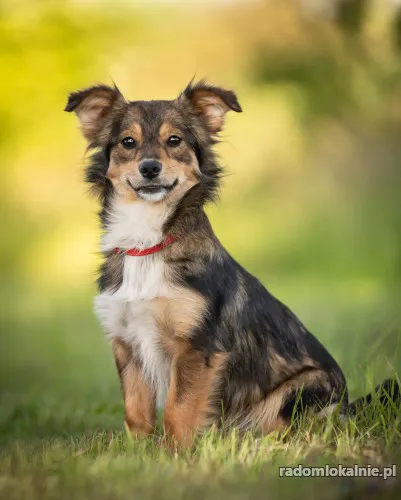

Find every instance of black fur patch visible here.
[180,247,347,419]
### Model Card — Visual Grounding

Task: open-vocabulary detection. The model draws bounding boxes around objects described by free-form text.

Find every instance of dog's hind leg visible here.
[250,368,346,434]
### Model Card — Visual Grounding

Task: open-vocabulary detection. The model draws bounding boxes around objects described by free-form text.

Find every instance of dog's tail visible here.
[346,378,401,416]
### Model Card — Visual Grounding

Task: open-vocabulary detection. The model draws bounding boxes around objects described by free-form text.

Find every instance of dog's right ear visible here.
[65,84,125,143]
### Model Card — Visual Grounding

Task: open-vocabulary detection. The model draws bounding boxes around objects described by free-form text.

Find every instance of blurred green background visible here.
[1,0,401,439]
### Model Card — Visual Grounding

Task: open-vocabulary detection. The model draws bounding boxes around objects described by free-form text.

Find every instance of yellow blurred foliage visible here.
[1,0,401,294]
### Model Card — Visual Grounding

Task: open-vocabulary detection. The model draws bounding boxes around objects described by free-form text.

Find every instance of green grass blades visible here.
[1,380,400,500]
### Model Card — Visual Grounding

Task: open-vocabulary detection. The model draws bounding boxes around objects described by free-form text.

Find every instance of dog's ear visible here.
[183,80,242,134]
[65,84,125,143]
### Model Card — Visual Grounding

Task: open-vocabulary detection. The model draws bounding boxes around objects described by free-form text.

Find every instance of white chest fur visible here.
[94,198,173,408]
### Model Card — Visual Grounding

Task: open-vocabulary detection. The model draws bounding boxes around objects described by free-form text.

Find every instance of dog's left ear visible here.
[65,84,125,143]
[183,81,242,134]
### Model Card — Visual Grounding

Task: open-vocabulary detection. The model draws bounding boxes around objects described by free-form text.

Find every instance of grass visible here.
[1,390,401,500]
[1,283,401,499]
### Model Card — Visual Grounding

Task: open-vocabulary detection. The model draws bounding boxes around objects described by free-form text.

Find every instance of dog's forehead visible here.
[117,100,187,138]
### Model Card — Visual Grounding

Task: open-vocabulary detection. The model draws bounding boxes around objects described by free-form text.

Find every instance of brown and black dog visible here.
[65,81,399,447]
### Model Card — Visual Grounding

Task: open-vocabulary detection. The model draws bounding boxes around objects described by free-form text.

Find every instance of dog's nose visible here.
[138,160,162,180]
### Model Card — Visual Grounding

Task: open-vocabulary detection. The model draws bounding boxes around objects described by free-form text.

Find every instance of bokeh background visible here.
[1,0,401,438]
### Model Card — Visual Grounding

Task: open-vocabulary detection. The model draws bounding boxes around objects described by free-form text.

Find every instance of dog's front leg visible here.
[163,347,227,448]
[112,338,156,437]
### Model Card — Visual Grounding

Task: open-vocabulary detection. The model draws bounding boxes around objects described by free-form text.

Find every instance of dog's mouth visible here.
[127,179,178,200]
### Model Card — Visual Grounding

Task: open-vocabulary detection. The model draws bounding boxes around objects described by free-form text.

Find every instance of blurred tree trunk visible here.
[393,4,401,52]
[337,0,367,35]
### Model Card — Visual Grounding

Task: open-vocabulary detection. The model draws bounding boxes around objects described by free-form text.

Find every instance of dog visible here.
[65,80,399,447]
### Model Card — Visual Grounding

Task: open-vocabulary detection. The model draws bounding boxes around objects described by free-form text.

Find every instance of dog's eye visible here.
[167,135,182,147]
[121,137,136,149]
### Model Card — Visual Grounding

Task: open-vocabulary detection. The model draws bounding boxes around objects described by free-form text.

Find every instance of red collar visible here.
[113,234,176,257]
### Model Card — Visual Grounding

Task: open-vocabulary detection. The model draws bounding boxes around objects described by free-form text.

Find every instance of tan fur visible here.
[153,289,208,356]
[189,90,231,133]
[159,122,179,142]
[268,351,318,388]
[73,88,124,141]
[106,120,200,204]
[252,369,331,433]
[107,124,143,183]
[260,416,288,435]
[112,338,156,437]
[163,349,228,447]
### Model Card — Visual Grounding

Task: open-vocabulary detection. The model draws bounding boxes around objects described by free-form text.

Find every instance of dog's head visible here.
[65,81,241,208]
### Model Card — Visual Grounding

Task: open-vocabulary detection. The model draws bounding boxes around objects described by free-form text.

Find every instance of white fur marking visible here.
[137,189,169,202]
[316,403,346,422]
[95,197,173,408]
[101,198,171,251]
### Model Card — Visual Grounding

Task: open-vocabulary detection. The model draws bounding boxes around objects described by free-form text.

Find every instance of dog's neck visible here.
[100,183,214,253]
[101,197,172,252]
